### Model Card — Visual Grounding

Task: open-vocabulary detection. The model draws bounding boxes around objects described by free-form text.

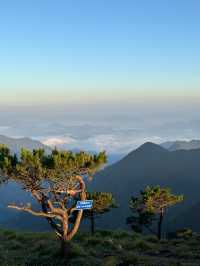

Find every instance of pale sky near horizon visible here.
[0,0,200,105]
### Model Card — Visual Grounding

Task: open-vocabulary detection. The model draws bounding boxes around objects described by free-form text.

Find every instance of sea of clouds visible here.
[0,104,200,156]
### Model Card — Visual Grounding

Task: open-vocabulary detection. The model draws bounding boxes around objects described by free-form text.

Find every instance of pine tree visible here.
[83,192,116,235]
[127,186,183,239]
[0,147,107,258]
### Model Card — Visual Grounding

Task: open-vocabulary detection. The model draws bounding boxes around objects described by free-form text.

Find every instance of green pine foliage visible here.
[83,192,117,234]
[127,186,184,239]
[0,146,107,189]
[86,192,117,214]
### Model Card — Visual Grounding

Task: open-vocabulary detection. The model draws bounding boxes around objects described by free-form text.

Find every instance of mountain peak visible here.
[118,142,168,164]
[135,142,168,153]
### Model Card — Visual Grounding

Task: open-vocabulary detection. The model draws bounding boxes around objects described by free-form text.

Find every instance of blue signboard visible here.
[76,200,93,210]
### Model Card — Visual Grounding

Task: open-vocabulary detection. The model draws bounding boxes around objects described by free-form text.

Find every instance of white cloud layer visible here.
[41,134,164,154]
[43,136,76,146]
[1,104,200,156]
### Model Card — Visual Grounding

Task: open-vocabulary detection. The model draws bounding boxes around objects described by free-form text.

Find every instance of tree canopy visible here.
[127,186,184,239]
[86,191,116,214]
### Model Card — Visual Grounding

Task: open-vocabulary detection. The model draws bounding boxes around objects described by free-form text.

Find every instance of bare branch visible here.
[8,204,62,220]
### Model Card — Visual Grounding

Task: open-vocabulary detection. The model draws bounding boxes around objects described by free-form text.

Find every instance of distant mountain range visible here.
[161,140,200,151]
[0,135,52,155]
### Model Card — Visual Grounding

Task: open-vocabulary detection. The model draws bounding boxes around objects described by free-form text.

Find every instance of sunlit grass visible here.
[0,228,200,265]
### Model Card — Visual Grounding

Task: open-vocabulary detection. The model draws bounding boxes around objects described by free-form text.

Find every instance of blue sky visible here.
[0,0,200,104]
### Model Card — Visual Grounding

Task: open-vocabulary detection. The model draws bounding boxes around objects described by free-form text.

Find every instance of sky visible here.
[0,0,200,105]
[0,1,200,155]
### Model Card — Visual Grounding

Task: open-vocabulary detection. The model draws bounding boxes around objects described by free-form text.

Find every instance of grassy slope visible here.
[0,229,200,266]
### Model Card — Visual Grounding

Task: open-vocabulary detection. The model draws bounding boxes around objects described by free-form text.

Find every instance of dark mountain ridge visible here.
[89,142,200,230]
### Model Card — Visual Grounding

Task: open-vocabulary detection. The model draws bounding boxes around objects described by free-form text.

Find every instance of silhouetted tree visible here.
[83,192,116,235]
[0,147,107,258]
[127,186,183,239]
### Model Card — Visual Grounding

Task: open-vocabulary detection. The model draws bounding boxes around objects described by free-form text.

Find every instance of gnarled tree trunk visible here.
[60,238,72,259]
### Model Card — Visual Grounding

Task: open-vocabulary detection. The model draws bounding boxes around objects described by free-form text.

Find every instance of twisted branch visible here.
[8,204,62,220]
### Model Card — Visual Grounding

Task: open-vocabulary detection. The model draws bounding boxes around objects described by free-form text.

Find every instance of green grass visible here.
[0,228,200,265]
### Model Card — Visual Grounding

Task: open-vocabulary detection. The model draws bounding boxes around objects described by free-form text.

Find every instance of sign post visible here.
[76,200,93,210]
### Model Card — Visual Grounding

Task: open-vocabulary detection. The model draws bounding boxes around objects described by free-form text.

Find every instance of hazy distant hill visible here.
[89,142,200,231]
[161,140,200,151]
[0,135,51,155]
